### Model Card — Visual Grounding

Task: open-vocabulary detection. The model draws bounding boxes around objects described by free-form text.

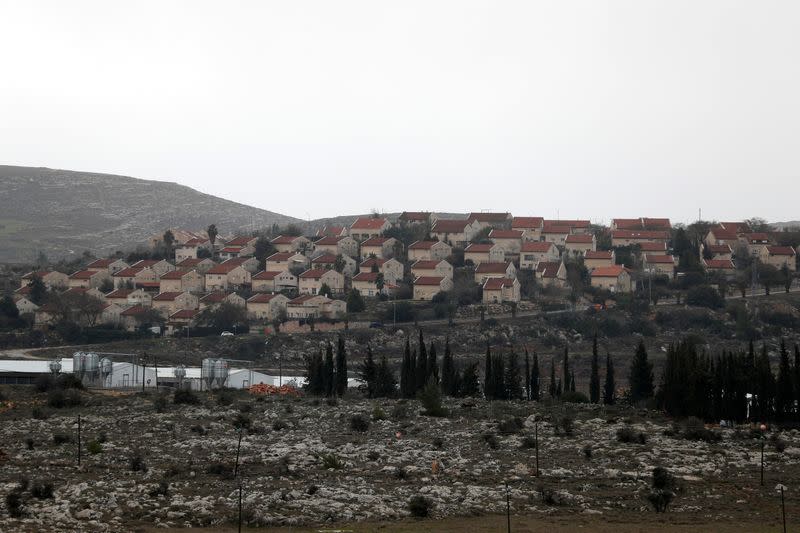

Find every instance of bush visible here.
[582,444,593,460]
[47,388,82,408]
[272,419,289,431]
[24,437,34,451]
[86,440,103,454]
[617,426,647,444]
[232,413,252,430]
[520,435,537,449]
[498,417,524,435]
[53,433,73,445]
[173,389,200,405]
[391,402,410,420]
[681,417,721,443]
[206,462,233,478]
[31,407,48,420]
[129,453,147,472]
[31,482,54,499]
[648,466,676,512]
[417,379,448,417]
[371,404,386,421]
[148,480,169,498]
[5,491,23,518]
[319,453,344,470]
[349,414,370,432]
[394,466,408,480]
[367,450,381,461]
[408,495,433,518]
[554,415,575,437]
[686,285,724,309]
[560,391,589,404]
[153,393,169,412]
[432,437,444,450]
[482,432,499,449]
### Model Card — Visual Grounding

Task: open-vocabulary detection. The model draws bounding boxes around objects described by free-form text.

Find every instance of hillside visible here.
[0,165,301,263]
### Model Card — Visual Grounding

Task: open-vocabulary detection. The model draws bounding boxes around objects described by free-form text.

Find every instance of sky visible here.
[1,1,799,224]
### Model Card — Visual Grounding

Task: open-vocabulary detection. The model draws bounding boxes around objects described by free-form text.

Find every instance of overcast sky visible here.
[2,2,799,224]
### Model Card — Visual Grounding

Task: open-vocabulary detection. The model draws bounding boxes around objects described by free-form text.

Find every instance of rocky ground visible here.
[1,386,799,532]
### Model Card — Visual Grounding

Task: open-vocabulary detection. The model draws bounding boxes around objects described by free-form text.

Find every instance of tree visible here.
[376,273,385,292]
[254,237,277,267]
[304,349,325,395]
[333,254,346,274]
[530,351,540,401]
[629,340,655,404]
[319,283,332,298]
[346,289,365,313]
[460,362,481,397]
[759,264,782,296]
[323,342,335,396]
[504,350,523,400]
[0,295,20,321]
[415,330,428,392]
[163,230,175,257]
[776,339,793,421]
[74,294,107,327]
[524,349,531,400]
[427,341,438,385]
[562,346,570,395]
[441,337,457,396]
[781,263,794,293]
[374,354,397,397]
[28,275,47,305]
[360,345,377,398]
[549,359,557,398]
[197,302,247,331]
[335,336,348,396]
[206,224,218,253]
[400,337,415,398]
[603,353,616,405]
[484,344,494,399]
[589,335,600,403]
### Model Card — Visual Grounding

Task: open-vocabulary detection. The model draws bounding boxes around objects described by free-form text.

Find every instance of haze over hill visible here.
[0,166,302,263]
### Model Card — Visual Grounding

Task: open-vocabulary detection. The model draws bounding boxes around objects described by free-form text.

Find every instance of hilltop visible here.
[0,166,301,263]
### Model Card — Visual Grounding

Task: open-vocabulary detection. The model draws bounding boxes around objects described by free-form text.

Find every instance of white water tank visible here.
[201,358,216,390]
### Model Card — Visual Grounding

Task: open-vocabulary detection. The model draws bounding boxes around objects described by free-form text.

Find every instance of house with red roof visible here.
[584,250,615,270]
[270,235,311,254]
[543,219,591,234]
[590,265,633,293]
[167,308,200,332]
[467,212,512,230]
[310,253,357,277]
[411,260,453,281]
[489,229,524,257]
[204,262,252,291]
[702,259,736,276]
[246,293,290,321]
[541,224,571,246]
[312,235,359,259]
[408,240,452,262]
[474,262,517,284]
[564,234,596,256]
[519,242,560,270]
[745,233,772,258]
[159,270,204,294]
[611,230,670,247]
[464,243,504,266]
[174,237,211,263]
[20,270,69,290]
[130,259,175,277]
[350,217,390,242]
[152,291,199,317]
[702,244,733,260]
[286,295,346,320]
[199,291,246,310]
[511,217,544,241]
[360,236,400,261]
[85,258,129,275]
[611,218,672,232]
[352,271,393,298]
[176,257,217,274]
[314,225,348,238]
[298,269,345,296]
[252,270,298,293]
[762,246,796,271]
[638,242,668,253]
[482,277,521,304]
[360,258,404,285]
[535,261,568,288]
[399,212,436,226]
[112,266,158,290]
[430,219,481,248]
[413,276,454,301]
[68,269,111,289]
[266,252,310,273]
[642,254,677,280]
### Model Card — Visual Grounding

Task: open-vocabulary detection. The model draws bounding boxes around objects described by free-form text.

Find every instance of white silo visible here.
[213,359,229,389]
[99,358,113,387]
[201,358,216,390]
[72,352,86,381]
[174,365,187,389]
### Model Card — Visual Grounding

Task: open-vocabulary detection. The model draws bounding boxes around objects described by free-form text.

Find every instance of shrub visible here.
[216,389,235,406]
[153,393,169,413]
[148,480,169,498]
[272,419,288,431]
[86,440,102,455]
[232,413,252,430]
[190,424,206,435]
[686,285,724,309]
[129,453,147,472]
[648,466,676,512]
[582,444,593,460]
[325,396,338,407]
[432,437,444,450]
[520,435,537,449]
[173,389,200,405]
[349,414,370,432]
[554,415,575,437]
[560,391,589,404]
[482,432,499,449]
[681,417,721,443]
[319,453,344,470]
[31,482,54,499]
[617,426,647,444]
[417,379,448,417]
[771,435,787,453]
[371,404,387,421]
[47,388,82,408]
[5,491,23,518]
[498,417,524,435]
[391,402,410,420]
[52,433,73,445]
[394,466,408,480]
[206,462,233,478]
[24,438,34,451]
[31,407,48,420]
[408,495,433,518]
[367,450,380,461]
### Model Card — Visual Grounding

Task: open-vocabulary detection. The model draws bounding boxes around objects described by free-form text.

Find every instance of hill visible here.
[0,165,301,263]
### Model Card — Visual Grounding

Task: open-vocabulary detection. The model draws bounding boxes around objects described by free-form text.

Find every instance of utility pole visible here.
[77,415,81,466]
[505,482,511,533]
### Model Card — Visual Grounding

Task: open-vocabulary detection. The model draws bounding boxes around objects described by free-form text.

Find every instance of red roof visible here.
[642,218,671,230]
[169,309,199,320]
[489,229,523,239]
[160,270,192,280]
[611,230,670,240]
[412,260,444,270]
[612,218,642,230]
[541,225,571,234]
[591,265,628,277]
[708,226,738,241]
[565,234,594,244]
[177,258,211,268]
[64,287,90,295]
[247,293,283,303]
[399,212,430,222]
[201,291,229,303]
[414,276,446,286]
[353,272,379,282]
[767,246,796,256]
[360,257,388,268]
[86,259,115,268]
[253,270,282,280]
[720,222,750,233]
[227,236,255,246]
[521,242,555,253]
[312,253,338,264]
[536,262,562,278]
[183,237,208,246]
[585,250,613,260]
[313,236,346,246]
[22,270,53,279]
[351,217,388,230]
[315,226,345,237]
[131,260,159,268]
[638,242,667,252]
[543,219,590,229]
[511,217,544,229]
[136,281,160,288]
[120,305,147,317]
[483,277,515,290]
[288,294,319,305]
[106,289,133,299]
[432,219,471,233]
[746,233,770,243]
[706,244,732,254]
[69,270,97,279]
[266,252,294,261]
[113,267,143,277]
[223,257,251,266]
[475,262,510,274]
[15,286,32,295]
[270,235,300,245]
[464,243,496,252]
[645,254,675,264]
[361,237,391,247]
[704,259,735,270]
[468,212,510,223]
[153,291,183,301]
[299,268,332,279]
[220,246,242,254]
[409,240,445,250]
[206,263,242,275]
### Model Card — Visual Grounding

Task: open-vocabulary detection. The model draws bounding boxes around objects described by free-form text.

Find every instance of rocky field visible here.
[1,385,799,532]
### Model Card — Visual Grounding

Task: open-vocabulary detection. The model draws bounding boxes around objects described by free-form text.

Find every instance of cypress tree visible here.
[562,346,570,394]
[360,345,377,398]
[524,349,531,400]
[304,349,324,395]
[570,371,576,393]
[776,339,793,421]
[504,350,523,400]
[441,337,456,396]
[375,354,397,398]
[323,342,335,397]
[794,344,800,421]
[603,353,615,405]
[335,335,348,396]
[492,350,506,400]
[416,331,428,392]
[556,378,562,397]
[589,335,600,403]
[549,359,557,398]
[530,351,540,401]
[461,362,480,397]
[428,341,439,385]
[755,344,776,421]
[400,337,412,398]
[629,340,655,404]
[410,348,418,395]
[484,344,494,400]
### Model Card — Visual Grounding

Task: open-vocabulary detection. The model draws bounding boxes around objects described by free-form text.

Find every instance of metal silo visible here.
[213,359,229,389]
[99,358,113,387]
[84,352,100,384]
[201,358,216,390]
[48,359,62,375]
[72,352,85,380]
[174,365,187,389]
